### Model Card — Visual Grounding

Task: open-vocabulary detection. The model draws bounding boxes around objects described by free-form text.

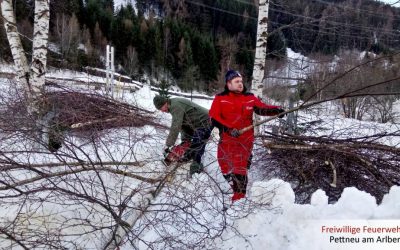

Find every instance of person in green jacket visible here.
[153,95,213,176]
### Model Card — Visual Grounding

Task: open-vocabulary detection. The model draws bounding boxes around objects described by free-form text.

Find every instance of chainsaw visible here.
[162,141,191,166]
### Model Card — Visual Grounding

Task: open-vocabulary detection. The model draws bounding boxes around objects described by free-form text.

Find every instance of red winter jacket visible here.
[209,91,281,175]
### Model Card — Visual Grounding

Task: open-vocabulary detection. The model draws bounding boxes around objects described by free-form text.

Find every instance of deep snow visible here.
[0,61,399,249]
[121,84,400,250]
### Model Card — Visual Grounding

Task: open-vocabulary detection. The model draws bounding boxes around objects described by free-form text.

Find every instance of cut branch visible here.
[260,134,399,203]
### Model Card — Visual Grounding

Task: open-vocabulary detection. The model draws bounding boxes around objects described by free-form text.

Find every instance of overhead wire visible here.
[271,0,400,20]
[180,0,400,58]
[184,0,400,41]
[269,6,400,35]
[184,0,258,20]
[268,19,400,43]
[310,0,400,18]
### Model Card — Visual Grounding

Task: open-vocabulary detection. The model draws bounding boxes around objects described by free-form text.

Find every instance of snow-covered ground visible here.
[0,65,399,249]
[123,84,400,250]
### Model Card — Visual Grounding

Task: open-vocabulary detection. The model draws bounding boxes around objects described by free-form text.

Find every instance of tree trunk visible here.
[252,0,270,135]
[30,0,50,96]
[252,0,269,97]
[1,0,30,92]
[1,0,50,100]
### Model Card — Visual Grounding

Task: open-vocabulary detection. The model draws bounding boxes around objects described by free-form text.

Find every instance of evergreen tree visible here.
[193,35,218,83]
[235,48,254,84]
[158,79,171,98]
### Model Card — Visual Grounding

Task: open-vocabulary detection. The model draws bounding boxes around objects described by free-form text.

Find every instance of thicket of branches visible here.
[253,122,400,204]
[1,1,400,249]
[265,50,400,124]
[0,82,264,249]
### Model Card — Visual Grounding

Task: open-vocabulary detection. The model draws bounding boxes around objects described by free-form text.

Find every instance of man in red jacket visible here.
[209,70,285,202]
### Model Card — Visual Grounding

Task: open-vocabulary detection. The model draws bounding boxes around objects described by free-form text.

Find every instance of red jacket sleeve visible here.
[252,95,282,116]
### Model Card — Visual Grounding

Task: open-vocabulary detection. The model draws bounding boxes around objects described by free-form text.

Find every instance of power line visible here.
[185,0,400,40]
[184,0,258,20]
[269,6,400,35]
[181,0,400,50]
[268,20,400,44]
[271,0,400,21]
[310,0,399,18]
[230,0,258,7]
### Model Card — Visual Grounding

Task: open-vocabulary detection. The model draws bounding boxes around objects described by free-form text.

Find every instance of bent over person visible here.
[209,70,285,202]
[153,95,213,176]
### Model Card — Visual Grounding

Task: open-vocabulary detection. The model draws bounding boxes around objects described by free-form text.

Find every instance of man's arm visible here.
[253,95,285,116]
[166,105,185,147]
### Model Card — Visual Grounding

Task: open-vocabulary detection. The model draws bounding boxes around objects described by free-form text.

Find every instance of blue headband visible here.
[225,70,242,83]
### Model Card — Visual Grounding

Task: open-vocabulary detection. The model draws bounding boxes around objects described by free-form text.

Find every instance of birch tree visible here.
[252,0,269,97]
[1,0,50,106]
[252,0,270,135]
[0,0,30,90]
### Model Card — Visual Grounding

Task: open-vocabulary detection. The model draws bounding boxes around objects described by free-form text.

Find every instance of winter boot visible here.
[189,162,204,177]
[231,192,245,202]
[48,128,63,152]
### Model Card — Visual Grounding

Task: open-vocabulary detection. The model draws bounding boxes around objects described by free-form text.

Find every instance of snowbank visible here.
[214,179,400,250]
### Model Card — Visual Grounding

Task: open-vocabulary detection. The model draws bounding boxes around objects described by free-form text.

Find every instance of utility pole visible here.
[106,45,115,98]
[252,0,270,134]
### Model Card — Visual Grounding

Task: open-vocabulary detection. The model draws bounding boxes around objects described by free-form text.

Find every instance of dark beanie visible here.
[153,95,168,110]
[225,70,242,83]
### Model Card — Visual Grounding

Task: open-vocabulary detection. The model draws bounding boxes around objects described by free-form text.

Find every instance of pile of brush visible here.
[0,83,167,151]
[40,90,161,132]
[255,132,400,204]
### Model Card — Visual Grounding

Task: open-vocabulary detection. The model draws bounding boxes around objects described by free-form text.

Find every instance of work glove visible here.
[277,108,286,118]
[229,128,240,138]
[163,146,171,158]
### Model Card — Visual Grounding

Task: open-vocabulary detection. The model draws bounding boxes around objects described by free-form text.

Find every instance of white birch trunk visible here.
[1,0,30,90]
[1,0,50,99]
[30,0,50,96]
[252,0,270,135]
[252,0,269,98]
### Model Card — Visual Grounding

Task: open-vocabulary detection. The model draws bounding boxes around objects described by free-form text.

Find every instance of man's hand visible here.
[229,128,240,137]
[277,108,286,118]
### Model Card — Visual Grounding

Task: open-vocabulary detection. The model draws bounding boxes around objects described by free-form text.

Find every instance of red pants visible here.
[217,132,254,176]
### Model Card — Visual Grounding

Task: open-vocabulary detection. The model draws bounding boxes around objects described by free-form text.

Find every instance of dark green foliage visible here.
[235,48,254,84]
[370,43,390,55]
[274,0,400,55]
[85,0,114,39]
[14,0,33,22]
[213,0,254,36]
[6,0,399,92]
[191,34,218,82]
[143,24,163,65]
[267,30,287,59]
[77,49,89,68]
[110,13,135,61]
[158,79,171,98]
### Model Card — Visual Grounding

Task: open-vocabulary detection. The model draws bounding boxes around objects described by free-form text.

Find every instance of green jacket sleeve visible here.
[166,105,185,147]
[181,130,191,142]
